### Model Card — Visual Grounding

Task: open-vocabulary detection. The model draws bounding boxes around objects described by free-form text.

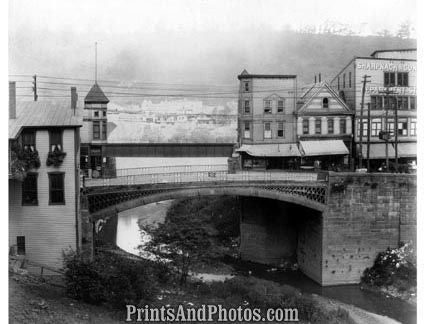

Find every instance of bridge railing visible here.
[115,164,229,177]
[84,170,321,187]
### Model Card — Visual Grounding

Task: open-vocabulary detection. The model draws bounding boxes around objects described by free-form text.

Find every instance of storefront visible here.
[299,140,349,171]
[361,142,416,172]
[236,143,301,170]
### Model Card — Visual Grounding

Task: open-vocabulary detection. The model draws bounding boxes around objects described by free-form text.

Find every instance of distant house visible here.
[9,82,82,270]
[296,81,353,170]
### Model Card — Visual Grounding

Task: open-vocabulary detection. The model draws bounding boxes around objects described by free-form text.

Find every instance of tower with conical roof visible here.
[80,82,110,178]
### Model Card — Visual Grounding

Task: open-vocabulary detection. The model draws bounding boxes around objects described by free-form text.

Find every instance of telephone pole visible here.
[32,74,38,101]
[379,87,397,172]
[358,75,371,168]
[366,102,371,171]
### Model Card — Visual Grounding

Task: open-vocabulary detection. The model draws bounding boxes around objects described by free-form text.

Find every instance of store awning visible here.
[236,144,301,157]
[396,142,416,158]
[362,144,395,159]
[299,140,349,156]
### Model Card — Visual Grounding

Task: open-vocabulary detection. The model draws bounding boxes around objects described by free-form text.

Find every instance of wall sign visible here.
[357,62,416,72]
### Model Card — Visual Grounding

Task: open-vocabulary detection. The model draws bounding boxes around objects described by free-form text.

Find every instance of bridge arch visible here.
[87,184,327,220]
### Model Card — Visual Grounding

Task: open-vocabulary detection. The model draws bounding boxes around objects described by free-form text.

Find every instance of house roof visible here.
[84,83,110,104]
[370,48,417,57]
[9,100,83,139]
[297,81,352,114]
[238,70,296,80]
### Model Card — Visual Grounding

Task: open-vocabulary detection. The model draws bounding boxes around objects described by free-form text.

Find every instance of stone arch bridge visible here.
[81,170,416,286]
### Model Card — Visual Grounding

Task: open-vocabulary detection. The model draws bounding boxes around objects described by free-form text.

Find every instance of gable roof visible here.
[84,83,110,104]
[9,100,83,139]
[297,81,352,114]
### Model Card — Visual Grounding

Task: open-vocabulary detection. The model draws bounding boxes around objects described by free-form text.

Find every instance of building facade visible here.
[9,83,82,269]
[235,70,300,169]
[330,49,416,170]
[296,81,353,170]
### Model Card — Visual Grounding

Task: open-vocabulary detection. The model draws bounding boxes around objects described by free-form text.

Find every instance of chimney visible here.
[9,81,16,119]
[314,75,317,84]
[319,73,322,83]
[71,87,78,114]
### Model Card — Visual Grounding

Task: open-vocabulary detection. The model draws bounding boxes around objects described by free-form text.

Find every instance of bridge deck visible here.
[84,170,322,188]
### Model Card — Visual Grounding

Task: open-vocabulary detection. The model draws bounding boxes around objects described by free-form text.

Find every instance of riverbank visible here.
[10,270,401,324]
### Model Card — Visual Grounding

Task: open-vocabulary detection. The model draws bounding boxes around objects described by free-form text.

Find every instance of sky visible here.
[9,0,417,35]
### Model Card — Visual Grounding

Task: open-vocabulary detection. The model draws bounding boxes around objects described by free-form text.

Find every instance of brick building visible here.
[330,49,416,170]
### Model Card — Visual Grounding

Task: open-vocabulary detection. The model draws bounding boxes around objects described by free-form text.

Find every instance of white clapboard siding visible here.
[9,128,78,269]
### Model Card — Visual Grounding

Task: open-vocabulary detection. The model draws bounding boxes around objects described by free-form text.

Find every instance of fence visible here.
[115,164,229,177]
[84,170,320,187]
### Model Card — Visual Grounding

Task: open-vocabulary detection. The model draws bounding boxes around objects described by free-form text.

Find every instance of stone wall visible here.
[322,173,416,285]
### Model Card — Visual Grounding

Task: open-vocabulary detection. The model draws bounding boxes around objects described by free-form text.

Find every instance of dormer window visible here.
[22,131,36,152]
[322,97,329,109]
[49,129,63,152]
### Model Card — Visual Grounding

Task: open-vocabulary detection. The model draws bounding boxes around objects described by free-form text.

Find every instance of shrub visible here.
[64,251,160,308]
[362,242,416,291]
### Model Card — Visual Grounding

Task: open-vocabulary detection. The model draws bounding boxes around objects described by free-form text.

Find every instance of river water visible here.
[115,158,415,324]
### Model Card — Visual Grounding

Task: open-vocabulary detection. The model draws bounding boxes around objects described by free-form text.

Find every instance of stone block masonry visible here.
[322,173,416,285]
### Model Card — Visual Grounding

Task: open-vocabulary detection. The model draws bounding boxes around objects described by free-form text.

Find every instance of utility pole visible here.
[379,87,396,172]
[366,102,371,171]
[358,75,371,168]
[394,95,399,171]
[32,74,38,101]
[94,42,98,83]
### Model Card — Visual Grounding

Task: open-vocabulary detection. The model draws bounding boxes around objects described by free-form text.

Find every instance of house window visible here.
[410,118,417,136]
[17,236,25,255]
[410,97,416,110]
[349,72,352,88]
[397,119,408,136]
[371,96,383,110]
[387,119,395,136]
[343,73,346,88]
[340,119,346,134]
[397,72,408,87]
[277,122,284,138]
[243,122,251,139]
[244,82,250,92]
[264,100,272,114]
[103,110,107,117]
[357,119,368,137]
[328,118,334,134]
[371,119,382,137]
[22,173,38,206]
[93,121,100,139]
[322,97,329,109]
[384,96,396,109]
[22,130,36,151]
[49,173,65,205]
[315,119,321,134]
[397,97,408,110]
[302,119,309,135]
[244,100,250,114]
[94,111,99,117]
[49,129,63,152]
[264,122,272,139]
[102,121,107,140]
[384,72,396,87]
[277,100,285,113]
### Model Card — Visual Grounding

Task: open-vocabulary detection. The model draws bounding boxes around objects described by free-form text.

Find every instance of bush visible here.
[188,277,350,323]
[64,251,161,307]
[362,242,416,291]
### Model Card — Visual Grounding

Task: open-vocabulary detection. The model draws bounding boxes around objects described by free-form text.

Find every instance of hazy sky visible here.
[8,0,417,83]
[9,0,416,35]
